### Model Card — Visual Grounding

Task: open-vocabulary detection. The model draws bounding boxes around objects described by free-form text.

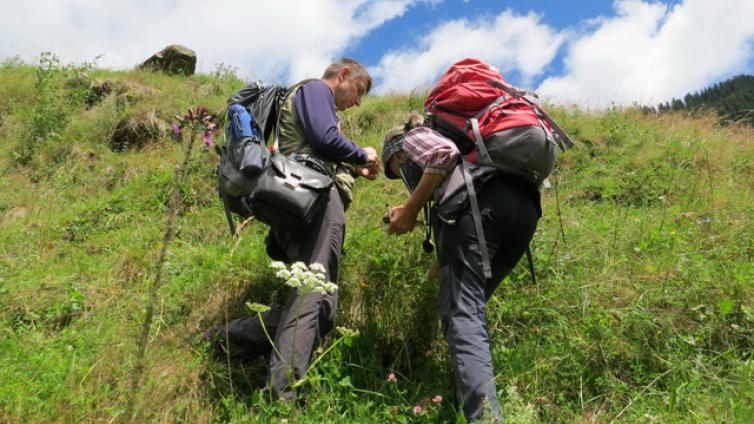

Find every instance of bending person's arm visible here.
[387,127,460,235]
[387,172,445,235]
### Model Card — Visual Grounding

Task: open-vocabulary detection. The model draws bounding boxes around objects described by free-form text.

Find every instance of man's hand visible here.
[363,147,378,164]
[353,162,381,180]
[386,204,419,235]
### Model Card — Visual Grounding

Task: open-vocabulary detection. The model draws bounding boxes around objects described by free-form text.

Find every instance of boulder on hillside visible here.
[139,44,197,76]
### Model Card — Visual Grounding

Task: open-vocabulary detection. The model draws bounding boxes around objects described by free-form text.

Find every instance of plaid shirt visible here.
[403,127,460,176]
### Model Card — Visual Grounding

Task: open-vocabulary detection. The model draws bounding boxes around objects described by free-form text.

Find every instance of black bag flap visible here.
[232,136,269,177]
[221,159,257,197]
[269,154,332,190]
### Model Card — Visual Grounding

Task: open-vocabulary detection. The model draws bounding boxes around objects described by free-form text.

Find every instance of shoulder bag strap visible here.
[461,159,492,279]
[217,145,237,235]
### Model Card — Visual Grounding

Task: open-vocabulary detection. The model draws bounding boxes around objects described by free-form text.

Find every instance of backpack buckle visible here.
[283,174,302,189]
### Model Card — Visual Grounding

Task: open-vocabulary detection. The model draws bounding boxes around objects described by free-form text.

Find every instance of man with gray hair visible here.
[207,58,379,402]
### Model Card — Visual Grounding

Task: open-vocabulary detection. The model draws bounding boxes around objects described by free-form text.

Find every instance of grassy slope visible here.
[0,60,752,423]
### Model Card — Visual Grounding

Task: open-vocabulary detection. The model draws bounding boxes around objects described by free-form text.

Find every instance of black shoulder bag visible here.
[249,85,333,229]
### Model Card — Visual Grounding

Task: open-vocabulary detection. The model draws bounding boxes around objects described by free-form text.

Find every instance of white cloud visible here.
[4,0,753,106]
[371,10,566,93]
[0,0,421,83]
[537,0,754,107]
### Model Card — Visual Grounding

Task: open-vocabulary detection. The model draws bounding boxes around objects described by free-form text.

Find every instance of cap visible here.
[381,126,405,179]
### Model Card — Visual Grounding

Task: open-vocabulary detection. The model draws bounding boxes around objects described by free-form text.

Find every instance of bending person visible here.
[382,121,540,421]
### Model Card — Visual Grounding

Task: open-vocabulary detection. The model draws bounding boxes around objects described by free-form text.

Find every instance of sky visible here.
[1,0,754,108]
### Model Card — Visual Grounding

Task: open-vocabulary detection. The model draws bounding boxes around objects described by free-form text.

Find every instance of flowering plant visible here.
[171,105,217,148]
[270,261,338,295]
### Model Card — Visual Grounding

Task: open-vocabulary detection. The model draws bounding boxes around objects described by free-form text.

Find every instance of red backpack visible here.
[425,58,573,187]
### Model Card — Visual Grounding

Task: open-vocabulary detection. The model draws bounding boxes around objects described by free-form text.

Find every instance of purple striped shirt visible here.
[403,127,460,176]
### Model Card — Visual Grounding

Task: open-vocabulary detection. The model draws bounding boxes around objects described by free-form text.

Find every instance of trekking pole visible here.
[554,175,567,247]
[525,245,536,285]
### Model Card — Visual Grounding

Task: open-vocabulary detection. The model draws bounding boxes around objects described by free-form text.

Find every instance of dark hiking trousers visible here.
[435,175,539,422]
[206,186,345,401]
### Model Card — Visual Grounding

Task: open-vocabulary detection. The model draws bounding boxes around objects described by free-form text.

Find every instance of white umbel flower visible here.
[269,261,337,294]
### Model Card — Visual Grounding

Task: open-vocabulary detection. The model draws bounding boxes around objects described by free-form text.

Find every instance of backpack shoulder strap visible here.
[273,78,319,152]
[461,159,492,279]
[461,159,538,284]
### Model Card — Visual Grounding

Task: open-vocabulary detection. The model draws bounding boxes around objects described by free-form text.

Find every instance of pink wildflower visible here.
[171,122,182,141]
[413,405,424,415]
[387,372,397,382]
[203,131,215,146]
[432,395,443,404]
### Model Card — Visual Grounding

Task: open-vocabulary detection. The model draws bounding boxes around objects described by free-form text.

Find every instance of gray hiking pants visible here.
[435,176,538,422]
[207,186,345,401]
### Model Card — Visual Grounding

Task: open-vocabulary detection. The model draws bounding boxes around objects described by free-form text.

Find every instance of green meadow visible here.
[0,56,752,423]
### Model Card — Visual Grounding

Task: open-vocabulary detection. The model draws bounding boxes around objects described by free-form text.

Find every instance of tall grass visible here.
[0,60,752,423]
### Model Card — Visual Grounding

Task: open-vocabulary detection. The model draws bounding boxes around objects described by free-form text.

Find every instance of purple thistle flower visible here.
[203,130,215,146]
[171,122,182,141]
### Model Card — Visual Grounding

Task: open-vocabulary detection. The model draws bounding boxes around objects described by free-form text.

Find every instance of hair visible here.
[404,111,424,131]
[322,57,372,94]
[383,111,424,147]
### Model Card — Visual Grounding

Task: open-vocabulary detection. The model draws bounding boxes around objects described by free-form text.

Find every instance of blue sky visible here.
[348,0,681,86]
[1,0,753,107]
[346,0,622,82]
